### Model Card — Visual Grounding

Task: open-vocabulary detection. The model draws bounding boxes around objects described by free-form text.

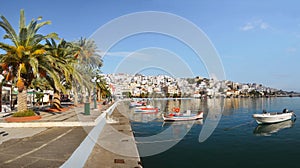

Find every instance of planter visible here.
[5,115,42,122]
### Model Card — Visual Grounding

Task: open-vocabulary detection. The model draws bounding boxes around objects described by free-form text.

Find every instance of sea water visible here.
[130,97,300,168]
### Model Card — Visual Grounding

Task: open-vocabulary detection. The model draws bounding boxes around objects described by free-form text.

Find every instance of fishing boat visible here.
[162,110,204,121]
[134,105,159,114]
[252,109,296,124]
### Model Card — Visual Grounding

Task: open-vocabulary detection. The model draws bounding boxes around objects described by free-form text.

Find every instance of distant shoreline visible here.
[128,94,300,100]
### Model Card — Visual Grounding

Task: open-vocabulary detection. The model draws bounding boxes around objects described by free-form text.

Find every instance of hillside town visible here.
[2,73,297,113]
[103,73,298,99]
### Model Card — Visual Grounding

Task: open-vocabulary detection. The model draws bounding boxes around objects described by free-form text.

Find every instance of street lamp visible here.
[91,77,100,109]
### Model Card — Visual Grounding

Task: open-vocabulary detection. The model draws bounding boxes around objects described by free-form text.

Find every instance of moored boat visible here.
[162,110,204,121]
[252,109,296,124]
[134,105,159,114]
[129,100,146,107]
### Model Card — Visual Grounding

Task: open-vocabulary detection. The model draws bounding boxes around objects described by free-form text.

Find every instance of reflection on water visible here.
[162,119,203,127]
[129,112,160,123]
[136,97,290,116]
[253,119,296,136]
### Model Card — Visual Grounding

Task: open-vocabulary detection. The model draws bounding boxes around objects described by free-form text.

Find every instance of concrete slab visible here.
[84,107,142,168]
[0,127,89,167]
[0,127,46,145]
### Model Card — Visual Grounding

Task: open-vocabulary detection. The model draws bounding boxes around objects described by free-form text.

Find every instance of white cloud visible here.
[240,20,270,31]
[260,22,269,29]
[241,23,254,31]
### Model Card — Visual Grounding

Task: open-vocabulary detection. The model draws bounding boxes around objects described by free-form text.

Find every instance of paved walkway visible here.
[0,102,106,144]
[0,101,142,168]
[0,103,108,127]
[0,127,88,167]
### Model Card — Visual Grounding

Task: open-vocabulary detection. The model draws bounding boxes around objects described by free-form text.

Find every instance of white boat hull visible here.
[162,112,203,121]
[253,112,294,124]
[134,105,159,114]
[134,109,158,114]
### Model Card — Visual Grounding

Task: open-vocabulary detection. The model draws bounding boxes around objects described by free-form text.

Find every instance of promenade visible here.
[0,101,142,168]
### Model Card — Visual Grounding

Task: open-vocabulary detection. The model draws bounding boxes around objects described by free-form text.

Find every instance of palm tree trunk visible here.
[97,88,101,101]
[82,88,86,103]
[73,86,78,106]
[88,89,92,103]
[83,87,88,103]
[99,89,102,101]
[17,88,28,112]
[52,90,62,109]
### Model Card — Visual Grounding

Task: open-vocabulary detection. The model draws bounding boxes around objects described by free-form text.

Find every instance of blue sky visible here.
[1,0,300,91]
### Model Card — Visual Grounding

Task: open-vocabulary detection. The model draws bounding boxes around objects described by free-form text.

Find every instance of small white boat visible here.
[134,105,159,114]
[162,110,204,121]
[252,109,296,124]
[129,100,146,107]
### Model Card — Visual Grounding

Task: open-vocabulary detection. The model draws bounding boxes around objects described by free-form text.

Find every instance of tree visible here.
[0,9,58,112]
[43,38,79,109]
[95,75,111,101]
[74,37,102,68]
[72,38,103,104]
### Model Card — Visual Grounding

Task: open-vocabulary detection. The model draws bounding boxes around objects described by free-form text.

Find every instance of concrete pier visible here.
[84,106,142,168]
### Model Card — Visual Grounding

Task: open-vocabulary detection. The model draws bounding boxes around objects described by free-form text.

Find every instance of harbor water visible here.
[130,97,300,168]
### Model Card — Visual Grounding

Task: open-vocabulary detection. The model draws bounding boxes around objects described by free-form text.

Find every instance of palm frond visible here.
[0,16,18,46]
[19,9,26,30]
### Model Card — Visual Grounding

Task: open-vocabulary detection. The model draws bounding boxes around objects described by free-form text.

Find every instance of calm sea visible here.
[130,97,300,168]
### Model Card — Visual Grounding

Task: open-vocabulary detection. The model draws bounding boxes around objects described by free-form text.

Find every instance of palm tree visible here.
[72,38,103,104]
[0,9,58,112]
[95,75,111,101]
[75,37,102,68]
[43,38,79,109]
[72,65,94,105]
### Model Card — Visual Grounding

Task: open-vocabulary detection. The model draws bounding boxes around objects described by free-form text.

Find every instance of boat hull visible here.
[129,100,147,107]
[134,109,159,114]
[253,112,293,124]
[134,106,159,114]
[162,112,203,121]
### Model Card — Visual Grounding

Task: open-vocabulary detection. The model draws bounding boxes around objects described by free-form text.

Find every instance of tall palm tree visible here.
[75,37,102,68]
[0,9,58,112]
[72,65,94,105]
[44,38,79,109]
[72,38,103,104]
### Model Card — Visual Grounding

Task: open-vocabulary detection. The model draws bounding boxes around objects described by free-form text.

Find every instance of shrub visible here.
[12,109,36,117]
